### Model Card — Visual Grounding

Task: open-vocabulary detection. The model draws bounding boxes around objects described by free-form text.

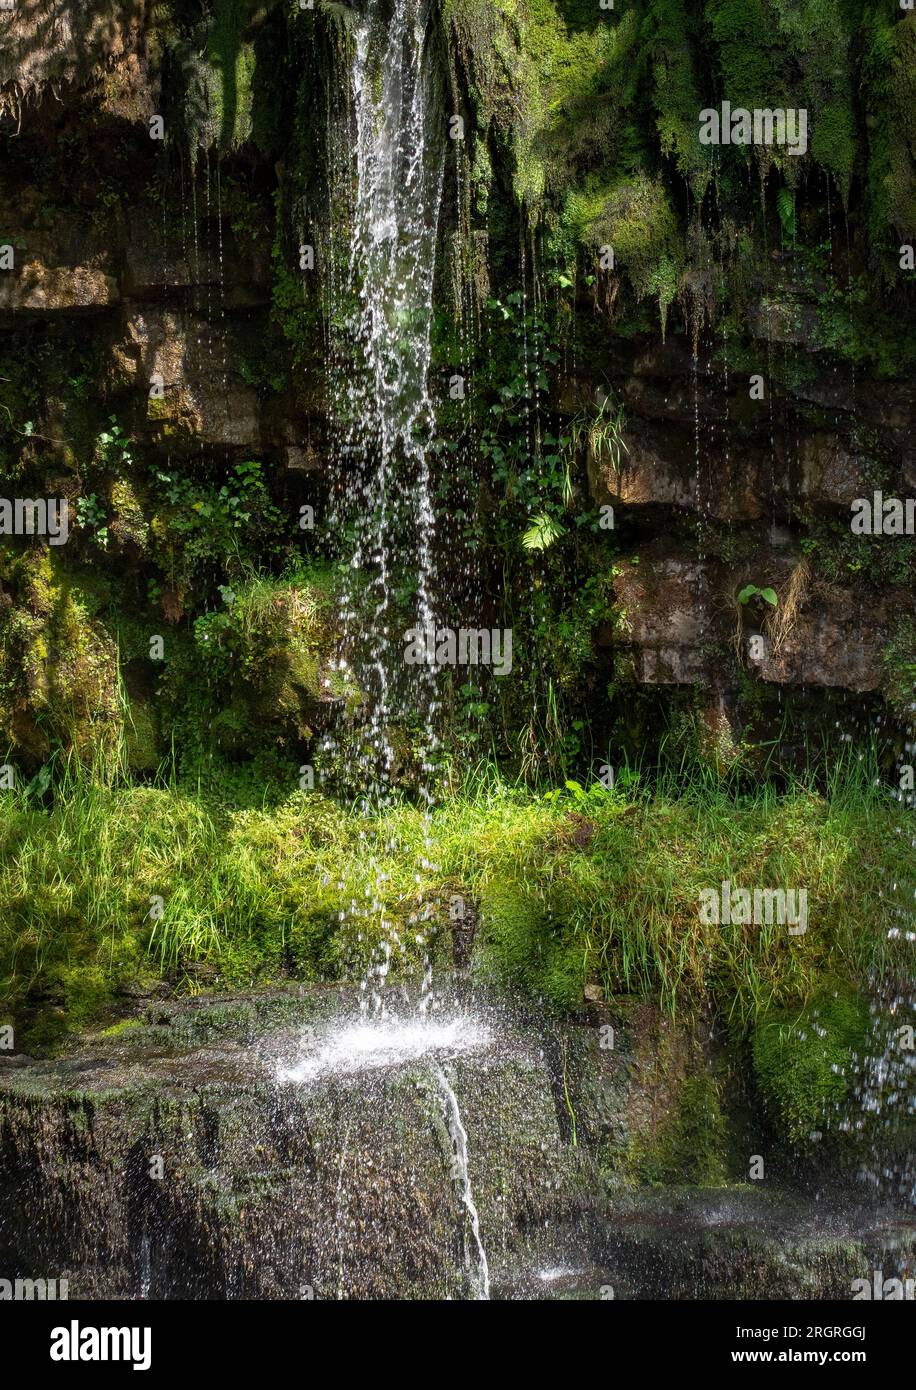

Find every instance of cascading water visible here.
[316,0,446,1017]
[324,0,444,776]
[272,19,500,1300]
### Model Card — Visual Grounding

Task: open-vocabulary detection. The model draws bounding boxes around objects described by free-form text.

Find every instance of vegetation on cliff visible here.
[0,0,914,1170]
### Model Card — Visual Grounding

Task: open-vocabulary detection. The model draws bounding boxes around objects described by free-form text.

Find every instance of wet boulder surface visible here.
[0,991,594,1299]
[0,989,913,1300]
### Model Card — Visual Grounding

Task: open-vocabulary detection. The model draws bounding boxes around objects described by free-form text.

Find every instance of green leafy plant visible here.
[578,391,629,473]
[76,493,109,550]
[737,584,778,608]
[97,417,133,468]
[776,186,796,240]
[152,459,285,583]
[522,511,565,552]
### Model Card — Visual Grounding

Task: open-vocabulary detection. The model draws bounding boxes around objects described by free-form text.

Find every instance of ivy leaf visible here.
[759,587,778,607]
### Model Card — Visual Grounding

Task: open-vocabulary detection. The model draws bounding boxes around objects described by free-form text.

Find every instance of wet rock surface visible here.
[0,992,593,1299]
[501,1190,916,1300]
[1,989,912,1300]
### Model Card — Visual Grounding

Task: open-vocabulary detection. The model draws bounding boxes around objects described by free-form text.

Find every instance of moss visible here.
[193,573,333,720]
[125,699,160,774]
[632,1071,729,1185]
[881,616,916,722]
[752,987,870,1148]
[706,0,783,112]
[810,99,856,199]
[642,0,712,198]
[886,13,916,239]
[568,173,681,334]
[0,551,122,767]
[172,0,260,154]
[474,880,588,1009]
[707,0,858,194]
[109,479,150,553]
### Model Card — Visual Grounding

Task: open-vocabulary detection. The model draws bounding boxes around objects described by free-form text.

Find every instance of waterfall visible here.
[319,0,446,1014]
[436,1065,490,1300]
[324,0,444,783]
[849,983,916,1211]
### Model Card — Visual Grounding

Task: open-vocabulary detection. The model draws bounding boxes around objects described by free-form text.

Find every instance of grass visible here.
[0,754,912,1052]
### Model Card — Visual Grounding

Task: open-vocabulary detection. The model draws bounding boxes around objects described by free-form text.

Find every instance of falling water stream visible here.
[278,0,493,1294]
[324,0,444,785]
[436,1065,491,1300]
[315,0,448,1018]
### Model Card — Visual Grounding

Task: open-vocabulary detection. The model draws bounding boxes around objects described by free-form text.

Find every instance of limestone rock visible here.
[0,0,143,116]
[612,547,726,685]
[757,579,891,692]
[792,433,870,508]
[0,259,119,313]
[114,307,261,451]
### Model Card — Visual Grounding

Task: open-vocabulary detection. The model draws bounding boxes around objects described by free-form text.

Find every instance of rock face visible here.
[610,543,896,693]
[0,994,594,1299]
[0,205,119,313]
[114,308,262,451]
[0,0,913,768]
[0,261,119,314]
[593,328,916,702]
[612,547,722,686]
[757,579,890,692]
[0,0,146,116]
[1,992,912,1300]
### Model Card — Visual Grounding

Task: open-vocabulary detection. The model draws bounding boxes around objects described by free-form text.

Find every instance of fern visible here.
[776,186,796,239]
[522,512,565,552]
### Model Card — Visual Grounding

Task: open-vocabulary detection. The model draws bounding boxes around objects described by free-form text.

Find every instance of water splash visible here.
[277,1015,491,1084]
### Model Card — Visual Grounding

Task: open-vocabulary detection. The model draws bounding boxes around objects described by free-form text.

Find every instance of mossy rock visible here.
[125,699,160,773]
[882,615,916,723]
[474,880,586,1010]
[752,987,870,1148]
[0,550,122,767]
[632,1071,729,1186]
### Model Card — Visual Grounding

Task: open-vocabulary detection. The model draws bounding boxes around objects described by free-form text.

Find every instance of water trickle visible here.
[139,1230,152,1300]
[435,1064,490,1300]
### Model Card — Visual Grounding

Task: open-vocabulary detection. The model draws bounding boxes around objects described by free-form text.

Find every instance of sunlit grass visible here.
[0,753,911,1047]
